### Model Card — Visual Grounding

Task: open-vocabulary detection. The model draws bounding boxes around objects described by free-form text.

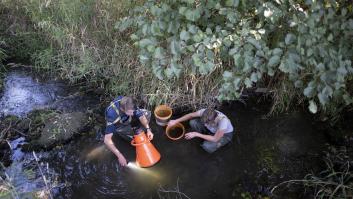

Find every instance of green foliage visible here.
[0,39,7,64]
[240,192,252,199]
[119,0,353,115]
[0,1,48,62]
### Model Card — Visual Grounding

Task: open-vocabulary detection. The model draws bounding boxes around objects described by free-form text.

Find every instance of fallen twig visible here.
[33,151,54,199]
[0,121,12,140]
[157,178,191,199]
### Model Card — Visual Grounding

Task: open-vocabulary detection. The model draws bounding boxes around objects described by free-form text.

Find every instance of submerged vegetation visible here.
[0,156,57,199]
[271,146,353,198]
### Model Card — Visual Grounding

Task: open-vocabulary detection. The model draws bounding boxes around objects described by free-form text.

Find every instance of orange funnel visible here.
[131,132,161,167]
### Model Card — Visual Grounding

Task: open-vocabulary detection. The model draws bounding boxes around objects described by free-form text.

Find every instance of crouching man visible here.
[168,108,234,153]
[103,96,153,166]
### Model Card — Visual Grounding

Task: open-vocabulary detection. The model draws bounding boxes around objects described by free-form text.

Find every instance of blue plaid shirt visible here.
[104,96,144,134]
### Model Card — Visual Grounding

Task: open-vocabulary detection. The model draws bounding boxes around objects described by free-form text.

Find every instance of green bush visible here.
[118,0,353,114]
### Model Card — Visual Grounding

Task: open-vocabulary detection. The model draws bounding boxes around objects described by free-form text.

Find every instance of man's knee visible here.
[116,125,133,141]
[201,137,232,153]
[189,119,203,130]
[201,141,219,153]
[117,133,134,142]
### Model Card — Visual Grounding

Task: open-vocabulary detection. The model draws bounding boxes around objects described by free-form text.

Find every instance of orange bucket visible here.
[166,123,185,141]
[154,105,172,126]
[131,132,161,167]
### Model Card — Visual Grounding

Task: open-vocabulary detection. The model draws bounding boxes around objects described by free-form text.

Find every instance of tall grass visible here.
[0,38,6,91]
[271,146,353,198]
[267,75,303,115]
[0,0,47,62]
[0,42,6,64]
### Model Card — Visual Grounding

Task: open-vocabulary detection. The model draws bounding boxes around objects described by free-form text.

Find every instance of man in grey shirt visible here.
[168,108,234,153]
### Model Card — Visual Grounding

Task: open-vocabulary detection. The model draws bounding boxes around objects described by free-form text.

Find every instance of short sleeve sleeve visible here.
[218,118,228,131]
[105,106,119,124]
[105,106,119,134]
[196,109,206,117]
[105,124,116,135]
[134,108,144,118]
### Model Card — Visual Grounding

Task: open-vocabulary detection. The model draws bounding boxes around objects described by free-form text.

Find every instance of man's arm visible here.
[185,129,225,142]
[139,115,154,140]
[168,111,200,126]
[104,133,127,166]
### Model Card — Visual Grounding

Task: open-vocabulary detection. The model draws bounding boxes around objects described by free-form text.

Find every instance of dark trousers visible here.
[116,109,151,142]
[189,118,233,153]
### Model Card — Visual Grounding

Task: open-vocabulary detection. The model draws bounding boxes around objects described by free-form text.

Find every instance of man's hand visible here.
[185,132,199,140]
[168,119,178,127]
[104,134,127,166]
[147,129,154,140]
[117,153,127,167]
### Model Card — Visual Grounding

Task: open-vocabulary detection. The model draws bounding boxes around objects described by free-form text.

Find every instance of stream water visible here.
[0,68,329,199]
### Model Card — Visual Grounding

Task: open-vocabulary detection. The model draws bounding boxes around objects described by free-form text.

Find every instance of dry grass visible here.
[271,146,353,198]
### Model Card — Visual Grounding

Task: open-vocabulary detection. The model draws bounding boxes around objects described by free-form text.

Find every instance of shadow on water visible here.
[1,68,328,199]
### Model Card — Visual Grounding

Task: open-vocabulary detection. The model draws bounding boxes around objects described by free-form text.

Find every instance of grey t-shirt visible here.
[196,109,234,134]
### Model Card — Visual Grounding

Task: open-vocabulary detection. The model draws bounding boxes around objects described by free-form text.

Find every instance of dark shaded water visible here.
[1,69,329,199]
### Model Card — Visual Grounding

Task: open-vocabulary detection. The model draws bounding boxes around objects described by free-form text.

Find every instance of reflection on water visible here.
[46,134,170,199]
[0,71,64,117]
[126,162,163,182]
[85,145,107,161]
